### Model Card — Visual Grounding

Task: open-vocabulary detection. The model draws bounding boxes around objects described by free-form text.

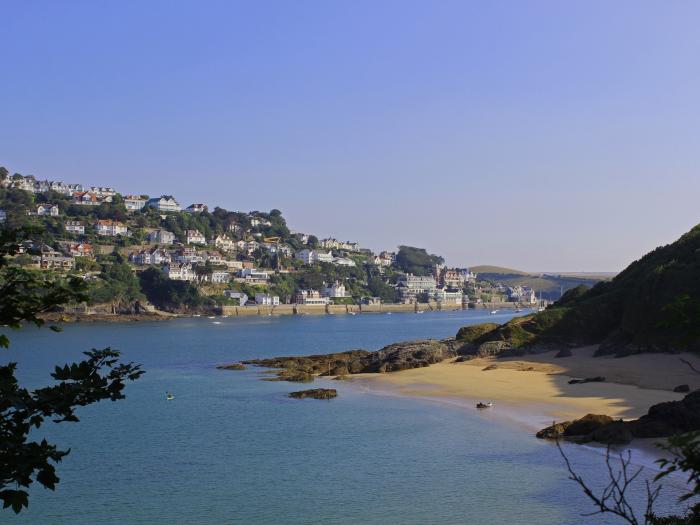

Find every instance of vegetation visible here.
[394,245,444,276]
[0,228,143,513]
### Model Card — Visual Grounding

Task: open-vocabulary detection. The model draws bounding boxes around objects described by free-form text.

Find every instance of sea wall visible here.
[217,302,469,317]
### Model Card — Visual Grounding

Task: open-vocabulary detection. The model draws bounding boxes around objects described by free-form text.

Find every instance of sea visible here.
[3,310,686,524]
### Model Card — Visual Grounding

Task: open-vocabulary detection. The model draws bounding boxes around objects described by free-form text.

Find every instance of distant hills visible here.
[470,265,614,301]
[466,224,700,355]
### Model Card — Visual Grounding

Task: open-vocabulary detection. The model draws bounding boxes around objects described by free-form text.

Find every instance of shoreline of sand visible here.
[343,346,700,434]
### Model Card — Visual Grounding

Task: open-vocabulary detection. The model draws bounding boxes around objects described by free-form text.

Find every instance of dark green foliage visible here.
[394,245,444,276]
[139,267,211,311]
[0,228,143,513]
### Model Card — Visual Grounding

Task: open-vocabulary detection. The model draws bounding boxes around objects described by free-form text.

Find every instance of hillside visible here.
[470,265,608,301]
[462,224,700,355]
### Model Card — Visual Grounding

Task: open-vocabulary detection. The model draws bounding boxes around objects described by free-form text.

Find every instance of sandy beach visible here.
[355,346,700,431]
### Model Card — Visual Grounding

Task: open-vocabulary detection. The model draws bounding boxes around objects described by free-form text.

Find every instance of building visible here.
[124,195,147,211]
[175,247,204,264]
[147,229,176,245]
[72,191,104,206]
[224,260,244,271]
[64,220,85,235]
[185,203,208,214]
[61,242,93,258]
[131,248,170,265]
[35,204,60,217]
[208,270,230,284]
[32,249,75,270]
[162,263,195,281]
[90,187,116,199]
[255,293,280,306]
[186,229,206,245]
[293,289,329,305]
[240,268,269,284]
[295,249,334,265]
[146,195,181,212]
[249,216,271,227]
[321,281,347,298]
[397,274,437,302]
[333,257,356,267]
[95,220,128,236]
[223,290,248,305]
[320,238,361,252]
[214,234,237,252]
[507,286,537,304]
[433,288,464,305]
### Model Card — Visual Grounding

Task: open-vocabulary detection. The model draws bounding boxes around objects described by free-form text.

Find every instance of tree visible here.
[0,228,143,513]
[395,245,444,276]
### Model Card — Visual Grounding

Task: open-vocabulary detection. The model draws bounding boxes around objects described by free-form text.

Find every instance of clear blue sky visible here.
[2,1,700,272]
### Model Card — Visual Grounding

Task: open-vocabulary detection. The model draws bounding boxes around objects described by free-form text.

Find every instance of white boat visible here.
[166,392,174,401]
[416,310,424,314]
[212,321,221,325]
[349,312,356,316]
[208,316,216,319]
[490,310,498,315]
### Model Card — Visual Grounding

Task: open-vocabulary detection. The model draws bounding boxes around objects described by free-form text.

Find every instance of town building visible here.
[295,249,334,265]
[186,229,206,245]
[162,263,195,281]
[61,242,94,258]
[35,204,60,217]
[89,187,116,199]
[72,191,106,206]
[124,195,147,211]
[240,268,270,284]
[146,196,181,212]
[131,248,171,266]
[293,289,329,305]
[332,257,356,267]
[95,220,128,236]
[397,274,437,302]
[321,281,347,298]
[185,203,208,213]
[433,288,464,304]
[208,270,230,284]
[224,291,248,305]
[147,229,176,245]
[255,293,280,306]
[32,249,75,271]
[64,220,85,235]
[214,234,237,252]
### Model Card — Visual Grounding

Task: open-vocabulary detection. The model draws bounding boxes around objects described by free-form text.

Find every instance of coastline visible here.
[346,346,700,433]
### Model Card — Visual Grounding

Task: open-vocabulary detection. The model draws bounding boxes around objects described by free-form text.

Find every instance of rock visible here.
[555,348,572,358]
[475,341,512,358]
[482,364,498,371]
[589,421,633,445]
[288,388,337,400]
[216,363,246,370]
[456,323,500,343]
[674,384,691,393]
[536,421,572,439]
[568,376,605,384]
[564,414,616,437]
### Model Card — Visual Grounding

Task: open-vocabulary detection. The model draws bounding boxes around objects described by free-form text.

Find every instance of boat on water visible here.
[476,402,492,409]
[515,308,522,313]
[166,392,174,401]
[349,312,356,316]
[416,310,424,314]
[490,310,498,315]
[212,321,221,324]
[208,316,216,319]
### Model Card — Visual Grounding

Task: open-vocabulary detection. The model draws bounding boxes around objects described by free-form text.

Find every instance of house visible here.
[162,263,195,281]
[186,229,206,245]
[249,216,271,227]
[90,187,116,198]
[214,234,236,252]
[375,251,395,267]
[236,240,259,255]
[507,286,537,304]
[293,290,329,306]
[73,191,104,206]
[185,203,208,214]
[333,257,356,267]
[64,220,85,235]
[203,251,225,265]
[321,281,347,298]
[397,274,437,302]
[124,195,147,211]
[224,290,248,305]
[207,270,230,284]
[146,195,181,212]
[131,248,170,265]
[62,242,94,258]
[147,229,176,245]
[95,220,128,236]
[320,238,361,252]
[224,260,244,271]
[362,296,382,305]
[35,204,60,216]
[240,268,270,283]
[175,247,204,264]
[255,293,280,305]
[295,249,333,265]
[433,288,464,305]
[32,249,75,271]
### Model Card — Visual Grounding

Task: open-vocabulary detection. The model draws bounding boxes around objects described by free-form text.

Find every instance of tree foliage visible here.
[394,245,444,276]
[0,228,143,513]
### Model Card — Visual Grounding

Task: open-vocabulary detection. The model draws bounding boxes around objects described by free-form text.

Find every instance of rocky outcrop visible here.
[238,339,456,382]
[288,388,337,400]
[674,384,691,393]
[537,390,700,444]
[216,363,246,370]
[568,376,605,385]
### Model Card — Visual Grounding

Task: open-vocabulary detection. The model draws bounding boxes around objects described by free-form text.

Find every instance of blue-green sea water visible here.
[3,310,685,524]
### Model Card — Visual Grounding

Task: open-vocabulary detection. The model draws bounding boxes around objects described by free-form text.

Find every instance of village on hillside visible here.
[0,169,541,313]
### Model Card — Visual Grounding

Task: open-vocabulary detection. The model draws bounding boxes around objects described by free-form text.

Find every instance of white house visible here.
[90,187,116,198]
[333,257,356,267]
[214,234,237,252]
[147,229,176,245]
[131,248,170,266]
[255,293,280,306]
[73,191,106,206]
[36,204,60,216]
[224,290,248,305]
[163,263,195,281]
[295,249,333,265]
[95,220,128,236]
[240,268,270,283]
[249,216,271,227]
[146,196,181,212]
[175,247,204,264]
[64,220,85,235]
[208,270,230,284]
[185,203,208,214]
[321,281,347,298]
[397,274,437,301]
[433,288,464,305]
[293,289,329,305]
[186,229,206,245]
[124,195,147,211]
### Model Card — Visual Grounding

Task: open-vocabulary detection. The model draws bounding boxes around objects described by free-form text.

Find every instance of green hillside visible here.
[466,224,700,355]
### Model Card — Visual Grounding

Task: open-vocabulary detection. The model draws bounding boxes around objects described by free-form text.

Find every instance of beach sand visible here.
[354,346,700,431]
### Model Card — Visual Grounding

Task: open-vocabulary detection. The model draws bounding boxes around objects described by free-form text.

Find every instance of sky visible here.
[2,1,700,272]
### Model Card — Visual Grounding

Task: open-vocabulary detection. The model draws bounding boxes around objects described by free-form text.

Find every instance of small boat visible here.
[490,310,498,315]
[208,316,216,319]
[416,310,424,314]
[476,402,492,409]
[386,312,392,315]
[166,392,174,401]
[515,308,522,313]
[212,321,221,325]
[349,312,356,316]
